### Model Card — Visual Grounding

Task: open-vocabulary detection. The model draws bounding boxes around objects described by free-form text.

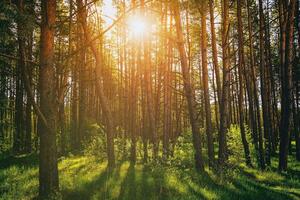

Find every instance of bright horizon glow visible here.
[127,15,147,38]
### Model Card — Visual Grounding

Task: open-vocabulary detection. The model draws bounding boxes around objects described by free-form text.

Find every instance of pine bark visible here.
[38,0,59,196]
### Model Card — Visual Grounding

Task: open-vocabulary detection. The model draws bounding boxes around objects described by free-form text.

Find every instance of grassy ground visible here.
[0,153,299,200]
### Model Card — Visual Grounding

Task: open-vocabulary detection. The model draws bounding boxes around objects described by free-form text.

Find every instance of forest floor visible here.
[0,153,299,200]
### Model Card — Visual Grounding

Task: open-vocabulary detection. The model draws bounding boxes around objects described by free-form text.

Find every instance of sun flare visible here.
[127,15,147,37]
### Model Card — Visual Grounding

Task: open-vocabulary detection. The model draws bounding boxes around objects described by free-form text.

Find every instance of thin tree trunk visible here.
[77,0,115,169]
[246,0,265,169]
[14,0,25,153]
[199,0,215,167]
[209,0,221,105]
[218,0,230,167]
[173,1,204,172]
[237,0,252,166]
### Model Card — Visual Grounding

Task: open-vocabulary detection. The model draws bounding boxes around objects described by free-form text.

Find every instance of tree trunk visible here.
[237,0,252,166]
[246,0,265,169]
[295,0,300,161]
[14,0,25,154]
[218,0,230,167]
[24,30,33,154]
[209,0,221,105]
[278,0,296,171]
[38,0,59,196]
[77,0,115,169]
[200,0,215,167]
[173,1,204,172]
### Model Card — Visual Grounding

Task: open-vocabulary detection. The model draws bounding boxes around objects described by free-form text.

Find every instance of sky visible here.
[102,0,117,25]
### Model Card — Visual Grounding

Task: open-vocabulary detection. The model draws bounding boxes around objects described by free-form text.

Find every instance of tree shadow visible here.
[117,163,195,200]
[184,170,231,199]
[231,177,294,200]
[239,166,300,190]
[62,161,126,200]
[118,163,136,200]
[181,167,297,200]
[0,154,38,187]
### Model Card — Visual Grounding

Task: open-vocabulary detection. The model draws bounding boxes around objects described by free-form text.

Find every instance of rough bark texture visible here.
[38,0,59,196]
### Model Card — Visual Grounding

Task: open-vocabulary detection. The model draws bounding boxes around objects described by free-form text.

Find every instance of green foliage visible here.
[0,139,11,154]
[169,131,195,169]
[83,123,107,160]
[227,124,255,163]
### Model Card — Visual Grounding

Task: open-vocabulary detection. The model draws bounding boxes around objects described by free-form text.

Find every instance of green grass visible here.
[0,154,299,200]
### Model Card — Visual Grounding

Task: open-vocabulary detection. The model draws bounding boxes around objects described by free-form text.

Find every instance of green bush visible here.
[83,123,107,160]
[227,124,255,163]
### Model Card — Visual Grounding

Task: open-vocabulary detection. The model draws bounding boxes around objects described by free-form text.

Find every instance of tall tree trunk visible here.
[14,0,25,154]
[24,30,33,153]
[295,0,300,161]
[218,0,230,167]
[209,0,221,105]
[278,0,296,171]
[199,0,215,167]
[140,0,158,161]
[78,9,87,145]
[237,0,252,166]
[39,0,59,196]
[173,0,204,172]
[77,0,115,169]
[258,0,272,167]
[246,0,265,169]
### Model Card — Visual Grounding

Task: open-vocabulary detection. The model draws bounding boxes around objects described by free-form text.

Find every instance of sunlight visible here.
[127,15,147,37]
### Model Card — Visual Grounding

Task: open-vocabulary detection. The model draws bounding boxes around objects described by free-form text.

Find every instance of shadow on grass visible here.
[119,163,136,200]
[62,162,125,200]
[237,167,300,199]
[0,154,38,187]
[1,154,298,200]
[181,167,297,200]
[184,171,231,199]
[231,177,293,200]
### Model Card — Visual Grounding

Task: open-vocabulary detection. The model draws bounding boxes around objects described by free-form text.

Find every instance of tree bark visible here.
[278,0,296,171]
[38,0,59,196]
[199,0,215,167]
[173,1,204,172]
[237,0,252,166]
[218,0,230,167]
